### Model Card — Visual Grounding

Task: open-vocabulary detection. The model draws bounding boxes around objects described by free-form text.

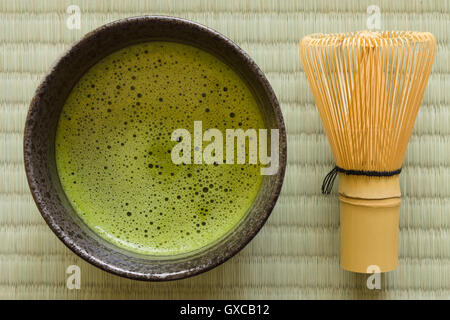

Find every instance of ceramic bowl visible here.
[24,16,286,281]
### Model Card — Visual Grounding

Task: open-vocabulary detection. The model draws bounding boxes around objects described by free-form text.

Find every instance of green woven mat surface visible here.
[1,0,449,299]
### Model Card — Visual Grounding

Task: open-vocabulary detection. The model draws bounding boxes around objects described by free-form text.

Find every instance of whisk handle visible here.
[338,174,401,273]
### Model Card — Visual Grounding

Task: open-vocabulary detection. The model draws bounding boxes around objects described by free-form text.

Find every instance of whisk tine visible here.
[300,31,436,173]
[299,31,436,273]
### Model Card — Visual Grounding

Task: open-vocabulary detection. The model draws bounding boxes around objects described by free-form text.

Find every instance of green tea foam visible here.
[55,41,264,255]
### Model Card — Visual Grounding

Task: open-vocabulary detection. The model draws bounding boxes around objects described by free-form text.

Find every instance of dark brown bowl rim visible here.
[23,15,287,281]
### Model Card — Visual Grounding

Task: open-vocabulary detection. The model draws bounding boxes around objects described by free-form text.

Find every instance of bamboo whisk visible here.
[299,31,436,273]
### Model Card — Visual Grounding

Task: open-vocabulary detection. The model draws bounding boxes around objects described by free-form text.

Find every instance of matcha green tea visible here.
[55,42,265,255]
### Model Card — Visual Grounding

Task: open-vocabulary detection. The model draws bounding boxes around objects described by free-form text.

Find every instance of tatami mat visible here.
[0,0,449,299]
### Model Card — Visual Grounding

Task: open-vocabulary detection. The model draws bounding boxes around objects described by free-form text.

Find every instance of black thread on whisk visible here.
[321,167,338,194]
[321,166,402,194]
